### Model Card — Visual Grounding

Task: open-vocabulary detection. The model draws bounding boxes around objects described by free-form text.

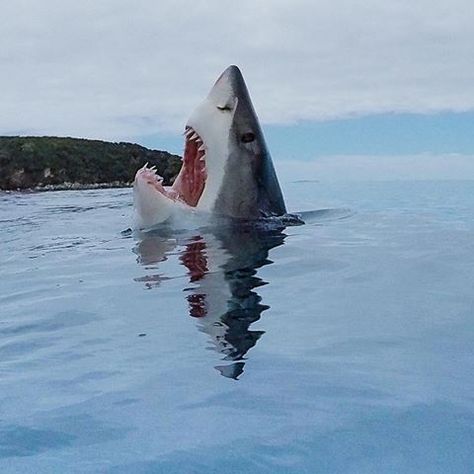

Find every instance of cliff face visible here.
[0,136,182,190]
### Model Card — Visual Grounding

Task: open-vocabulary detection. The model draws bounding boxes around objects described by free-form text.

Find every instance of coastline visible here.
[0,136,181,192]
[1,181,133,193]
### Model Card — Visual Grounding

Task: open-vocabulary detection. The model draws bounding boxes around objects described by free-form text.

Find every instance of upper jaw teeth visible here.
[184,127,206,152]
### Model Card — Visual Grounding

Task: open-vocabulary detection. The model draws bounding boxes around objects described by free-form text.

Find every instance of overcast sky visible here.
[1,0,473,173]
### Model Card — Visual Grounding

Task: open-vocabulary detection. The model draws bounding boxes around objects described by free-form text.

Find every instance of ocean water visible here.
[0,181,473,473]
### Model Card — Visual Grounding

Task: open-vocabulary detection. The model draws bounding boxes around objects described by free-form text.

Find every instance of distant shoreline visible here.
[0,136,182,191]
[0,181,133,193]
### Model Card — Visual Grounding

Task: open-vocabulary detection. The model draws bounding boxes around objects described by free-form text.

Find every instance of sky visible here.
[1,0,473,179]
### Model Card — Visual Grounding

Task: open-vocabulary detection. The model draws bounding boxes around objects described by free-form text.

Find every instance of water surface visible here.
[0,181,473,473]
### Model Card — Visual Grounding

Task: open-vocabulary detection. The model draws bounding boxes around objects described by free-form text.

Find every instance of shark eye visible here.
[241,132,255,143]
[217,105,232,111]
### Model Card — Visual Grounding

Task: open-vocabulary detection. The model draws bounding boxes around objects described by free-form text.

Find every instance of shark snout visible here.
[213,65,243,88]
[208,65,248,109]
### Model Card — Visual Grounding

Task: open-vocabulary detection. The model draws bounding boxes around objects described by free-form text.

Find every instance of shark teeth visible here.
[184,126,205,146]
[139,162,164,182]
[183,127,207,176]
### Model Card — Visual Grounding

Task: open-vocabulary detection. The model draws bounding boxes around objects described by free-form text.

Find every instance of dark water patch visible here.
[0,311,97,337]
[44,202,132,215]
[28,236,93,253]
[0,425,75,458]
[0,338,55,361]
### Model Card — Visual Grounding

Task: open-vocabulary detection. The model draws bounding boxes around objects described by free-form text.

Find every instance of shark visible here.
[133,65,293,228]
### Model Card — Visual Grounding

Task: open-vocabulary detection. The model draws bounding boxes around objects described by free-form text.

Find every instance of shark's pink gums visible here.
[134,126,207,207]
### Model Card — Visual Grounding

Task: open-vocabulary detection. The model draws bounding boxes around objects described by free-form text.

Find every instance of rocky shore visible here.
[0,136,182,191]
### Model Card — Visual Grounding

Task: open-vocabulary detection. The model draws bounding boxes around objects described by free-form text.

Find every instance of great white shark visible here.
[133,65,293,228]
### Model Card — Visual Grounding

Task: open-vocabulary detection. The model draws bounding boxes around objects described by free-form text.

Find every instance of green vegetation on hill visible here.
[0,136,182,190]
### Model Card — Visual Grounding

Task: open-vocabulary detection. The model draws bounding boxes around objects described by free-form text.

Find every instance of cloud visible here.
[1,0,473,140]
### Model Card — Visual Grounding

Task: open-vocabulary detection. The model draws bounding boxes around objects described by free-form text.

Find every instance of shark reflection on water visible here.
[133,222,286,379]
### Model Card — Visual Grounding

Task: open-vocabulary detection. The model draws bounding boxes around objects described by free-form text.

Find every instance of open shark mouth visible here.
[133,65,290,228]
[135,126,207,208]
[176,126,208,206]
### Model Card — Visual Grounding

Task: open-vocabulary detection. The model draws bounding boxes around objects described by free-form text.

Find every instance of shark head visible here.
[134,65,286,227]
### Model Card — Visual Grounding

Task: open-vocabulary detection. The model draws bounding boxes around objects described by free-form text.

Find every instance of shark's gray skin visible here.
[133,65,289,228]
[204,65,287,219]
